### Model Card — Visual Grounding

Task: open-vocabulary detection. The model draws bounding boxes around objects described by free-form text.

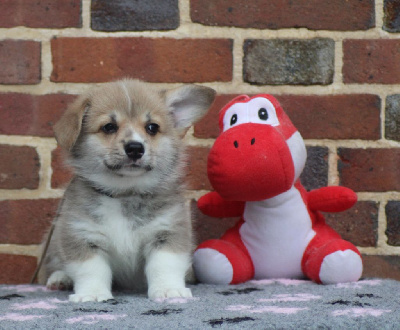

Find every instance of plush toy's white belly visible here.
[240,186,316,279]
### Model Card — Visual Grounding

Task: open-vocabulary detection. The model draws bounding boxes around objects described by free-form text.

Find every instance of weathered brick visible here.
[343,39,400,84]
[0,254,37,284]
[300,147,328,191]
[0,40,41,85]
[0,0,81,29]
[51,146,73,189]
[338,148,400,192]
[186,146,211,191]
[243,39,334,85]
[0,145,40,190]
[385,201,400,246]
[383,0,400,33]
[51,38,233,83]
[194,94,381,140]
[191,0,375,31]
[385,95,400,141]
[91,0,179,31]
[0,93,76,137]
[0,199,59,245]
[362,255,400,281]
[191,200,239,245]
[325,201,379,247]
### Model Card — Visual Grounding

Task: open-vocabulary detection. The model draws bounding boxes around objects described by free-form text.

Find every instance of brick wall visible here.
[1,0,400,284]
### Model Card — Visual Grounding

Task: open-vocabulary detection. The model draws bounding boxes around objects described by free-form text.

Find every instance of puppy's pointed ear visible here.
[53,95,90,151]
[164,85,216,137]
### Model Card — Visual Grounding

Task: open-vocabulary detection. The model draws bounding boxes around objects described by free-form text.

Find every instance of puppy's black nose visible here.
[124,141,145,160]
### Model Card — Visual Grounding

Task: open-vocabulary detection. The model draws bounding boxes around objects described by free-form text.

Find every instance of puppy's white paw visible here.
[148,287,192,300]
[46,271,73,291]
[69,292,114,303]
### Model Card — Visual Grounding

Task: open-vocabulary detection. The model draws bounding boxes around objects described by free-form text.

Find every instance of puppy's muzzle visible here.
[124,141,145,161]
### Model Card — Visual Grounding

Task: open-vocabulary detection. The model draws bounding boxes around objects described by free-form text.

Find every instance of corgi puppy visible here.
[42,79,215,302]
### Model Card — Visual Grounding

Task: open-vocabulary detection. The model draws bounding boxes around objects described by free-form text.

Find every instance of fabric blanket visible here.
[0,278,399,329]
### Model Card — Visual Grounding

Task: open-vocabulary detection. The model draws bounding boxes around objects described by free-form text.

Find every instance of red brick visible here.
[0,93,76,137]
[362,255,400,281]
[0,254,37,284]
[51,146,73,189]
[325,201,378,247]
[186,146,212,191]
[194,94,381,140]
[191,200,239,245]
[338,148,400,192]
[279,94,381,140]
[0,199,59,244]
[191,0,375,31]
[0,145,40,190]
[0,40,41,85]
[343,39,400,84]
[51,37,233,83]
[0,0,81,28]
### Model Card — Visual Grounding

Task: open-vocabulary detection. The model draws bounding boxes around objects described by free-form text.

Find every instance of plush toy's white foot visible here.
[319,250,363,284]
[46,271,73,291]
[193,248,233,284]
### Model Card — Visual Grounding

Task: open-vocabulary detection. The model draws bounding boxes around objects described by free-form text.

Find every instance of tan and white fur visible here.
[42,79,215,302]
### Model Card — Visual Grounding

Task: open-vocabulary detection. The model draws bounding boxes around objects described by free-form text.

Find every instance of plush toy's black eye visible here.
[258,108,268,120]
[146,123,160,136]
[230,114,238,126]
[101,123,118,134]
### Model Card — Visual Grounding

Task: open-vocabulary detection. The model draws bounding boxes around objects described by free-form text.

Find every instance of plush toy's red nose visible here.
[208,124,295,201]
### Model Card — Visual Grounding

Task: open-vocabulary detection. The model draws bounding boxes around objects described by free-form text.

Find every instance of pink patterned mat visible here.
[0,278,399,329]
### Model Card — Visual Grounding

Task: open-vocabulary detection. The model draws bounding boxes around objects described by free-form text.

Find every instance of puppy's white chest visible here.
[95,197,142,256]
[93,197,155,289]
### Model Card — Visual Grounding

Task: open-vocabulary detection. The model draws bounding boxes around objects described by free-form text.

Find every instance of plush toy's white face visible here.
[222,97,280,132]
[209,94,307,202]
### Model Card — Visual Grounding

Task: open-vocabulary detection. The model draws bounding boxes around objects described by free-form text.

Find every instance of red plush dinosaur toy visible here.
[193,94,363,285]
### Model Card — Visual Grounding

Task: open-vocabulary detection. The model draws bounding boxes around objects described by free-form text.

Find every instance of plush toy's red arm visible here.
[198,191,245,218]
[307,186,357,213]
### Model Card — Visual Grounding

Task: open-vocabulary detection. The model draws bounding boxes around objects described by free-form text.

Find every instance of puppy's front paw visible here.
[148,287,192,300]
[69,292,114,303]
[46,271,73,291]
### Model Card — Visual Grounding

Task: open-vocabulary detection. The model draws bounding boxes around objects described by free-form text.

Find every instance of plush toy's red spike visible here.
[193,94,362,285]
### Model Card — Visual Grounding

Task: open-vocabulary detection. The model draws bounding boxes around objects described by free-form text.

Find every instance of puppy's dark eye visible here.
[230,114,238,126]
[101,123,118,134]
[258,108,268,121]
[146,123,160,136]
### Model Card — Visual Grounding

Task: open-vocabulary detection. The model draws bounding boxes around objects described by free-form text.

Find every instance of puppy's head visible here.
[54,79,215,191]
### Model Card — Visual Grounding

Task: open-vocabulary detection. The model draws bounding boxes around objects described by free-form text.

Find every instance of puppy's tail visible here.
[30,223,55,284]
[30,196,65,284]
